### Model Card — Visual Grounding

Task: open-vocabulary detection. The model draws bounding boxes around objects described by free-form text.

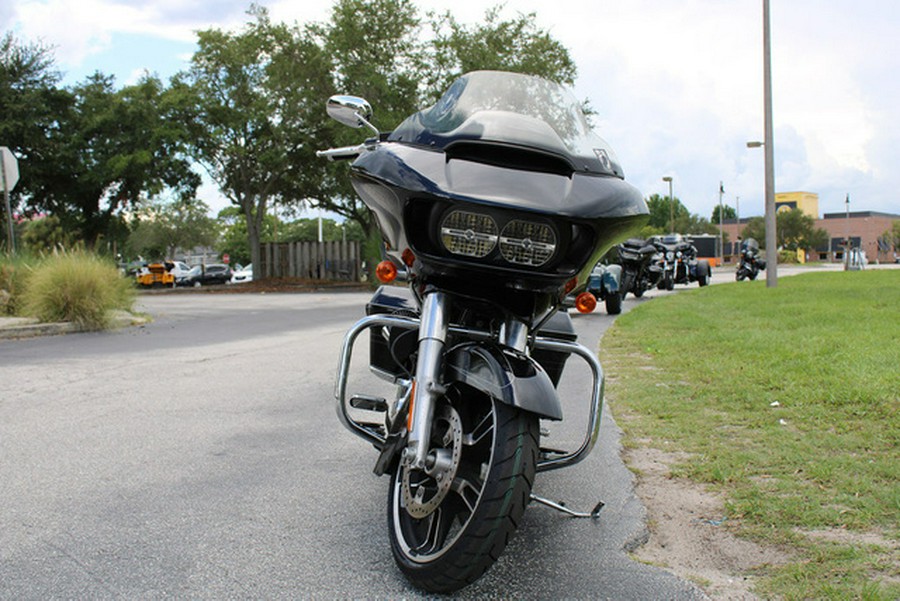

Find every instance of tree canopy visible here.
[741,209,829,251]
[711,204,737,223]
[3,2,582,262]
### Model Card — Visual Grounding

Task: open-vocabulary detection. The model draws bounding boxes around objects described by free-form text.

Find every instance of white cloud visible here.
[4,0,899,218]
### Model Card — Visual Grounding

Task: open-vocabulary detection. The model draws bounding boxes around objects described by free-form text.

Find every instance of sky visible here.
[4,0,900,222]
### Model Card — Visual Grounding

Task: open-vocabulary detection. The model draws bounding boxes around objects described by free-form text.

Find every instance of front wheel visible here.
[388,389,539,593]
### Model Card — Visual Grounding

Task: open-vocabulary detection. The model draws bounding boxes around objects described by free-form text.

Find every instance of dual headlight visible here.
[440,209,557,267]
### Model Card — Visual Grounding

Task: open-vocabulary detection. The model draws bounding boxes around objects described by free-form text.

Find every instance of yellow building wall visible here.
[775,191,819,218]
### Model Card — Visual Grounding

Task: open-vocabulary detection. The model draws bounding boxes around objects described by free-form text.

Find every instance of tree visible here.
[177,5,334,272]
[0,33,67,245]
[216,206,276,267]
[279,217,366,243]
[711,204,737,223]
[126,198,219,260]
[880,220,900,252]
[428,5,577,95]
[741,210,828,251]
[645,193,691,233]
[12,73,199,247]
[20,214,77,253]
[741,217,765,243]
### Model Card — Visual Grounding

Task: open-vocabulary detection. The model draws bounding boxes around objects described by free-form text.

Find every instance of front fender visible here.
[445,343,563,421]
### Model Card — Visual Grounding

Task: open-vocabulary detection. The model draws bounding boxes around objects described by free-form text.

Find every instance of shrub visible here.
[21,251,135,328]
[0,255,33,316]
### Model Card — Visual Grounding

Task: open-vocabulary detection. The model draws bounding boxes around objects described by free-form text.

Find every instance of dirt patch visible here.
[623,446,792,600]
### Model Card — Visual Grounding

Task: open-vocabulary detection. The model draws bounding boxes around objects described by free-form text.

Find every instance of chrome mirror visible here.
[327,95,378,136]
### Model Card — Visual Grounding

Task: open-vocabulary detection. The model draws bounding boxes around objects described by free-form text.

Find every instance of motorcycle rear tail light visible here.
[440,210,498,258]
[499,220,556,266]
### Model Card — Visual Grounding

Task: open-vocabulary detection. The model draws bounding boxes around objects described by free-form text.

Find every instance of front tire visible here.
[388,389,539,593]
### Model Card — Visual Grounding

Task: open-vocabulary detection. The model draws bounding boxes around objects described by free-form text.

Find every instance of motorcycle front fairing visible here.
[348,71,648,300]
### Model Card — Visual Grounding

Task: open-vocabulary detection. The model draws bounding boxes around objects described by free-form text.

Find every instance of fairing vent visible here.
[445,142,574,177]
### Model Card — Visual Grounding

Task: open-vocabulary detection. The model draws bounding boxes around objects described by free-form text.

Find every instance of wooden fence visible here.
[259,241,361,281]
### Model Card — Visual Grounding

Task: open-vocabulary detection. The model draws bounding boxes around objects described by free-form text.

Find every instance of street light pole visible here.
[762,0,777,287]
[718,181,725,264]
[662,176,674,233]
[844,193,850,270]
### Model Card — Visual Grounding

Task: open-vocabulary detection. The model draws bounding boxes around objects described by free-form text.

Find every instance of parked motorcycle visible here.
[616,238,663,298]
[319,71,648,592]
[585,262,623,314]
[736,237,766,281]
[652,234,711,288]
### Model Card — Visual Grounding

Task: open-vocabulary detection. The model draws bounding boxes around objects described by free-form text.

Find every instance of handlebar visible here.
[315,143,367,161]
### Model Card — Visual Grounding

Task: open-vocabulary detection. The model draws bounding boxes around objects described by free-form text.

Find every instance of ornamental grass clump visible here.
[0,254,34,316]
[21,251,135,329]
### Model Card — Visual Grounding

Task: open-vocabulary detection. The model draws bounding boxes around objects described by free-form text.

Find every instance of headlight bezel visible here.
[438,205,559,268]
[406,198,592,277]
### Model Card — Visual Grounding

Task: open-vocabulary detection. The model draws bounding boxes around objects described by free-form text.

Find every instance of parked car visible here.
[230,263,253,284]
[176,264,232,287]
[167,261,193,280]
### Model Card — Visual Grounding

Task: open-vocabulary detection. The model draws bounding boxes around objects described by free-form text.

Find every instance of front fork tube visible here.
[404,291,449,470]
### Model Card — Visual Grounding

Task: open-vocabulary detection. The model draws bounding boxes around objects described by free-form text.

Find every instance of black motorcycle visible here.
[319,71,648,592]
[616,237,663,298]
[653,234,711,288]
[736,237,766,281]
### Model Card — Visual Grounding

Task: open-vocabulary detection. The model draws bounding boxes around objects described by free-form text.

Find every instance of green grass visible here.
[602,270,900,600]
[16,251,135,329]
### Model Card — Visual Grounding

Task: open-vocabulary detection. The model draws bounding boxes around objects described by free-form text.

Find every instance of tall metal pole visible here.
[718,181,724,264]
[663,176,674,234]
[763,0,777,287]
[844,193,850,270]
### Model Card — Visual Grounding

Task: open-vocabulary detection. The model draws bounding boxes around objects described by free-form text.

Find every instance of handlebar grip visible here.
[316,143,366,161]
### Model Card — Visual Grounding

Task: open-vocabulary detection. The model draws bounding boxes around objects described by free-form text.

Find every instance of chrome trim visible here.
[334,314,604,473]
[499,318,528,353]
[531,335,605,472]
[407,292,448,469]
[334,314,419,446]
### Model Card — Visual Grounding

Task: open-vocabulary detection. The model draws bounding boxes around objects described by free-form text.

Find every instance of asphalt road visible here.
[0,287,710,599]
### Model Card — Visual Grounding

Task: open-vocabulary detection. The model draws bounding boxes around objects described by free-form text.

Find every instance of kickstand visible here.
[530,493,604,519]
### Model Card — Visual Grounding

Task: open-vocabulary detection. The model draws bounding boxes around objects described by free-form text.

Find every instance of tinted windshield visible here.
[389,71,623,177]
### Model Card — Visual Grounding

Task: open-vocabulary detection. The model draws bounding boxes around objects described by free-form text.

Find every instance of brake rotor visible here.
[401,403,463,519]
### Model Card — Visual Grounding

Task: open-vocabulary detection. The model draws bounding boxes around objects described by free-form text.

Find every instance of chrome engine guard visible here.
[334,313,605,473]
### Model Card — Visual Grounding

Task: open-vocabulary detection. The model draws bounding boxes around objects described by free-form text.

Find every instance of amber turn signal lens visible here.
[401,248,415,267]
[574,292,597,314]
[375,260,398,283]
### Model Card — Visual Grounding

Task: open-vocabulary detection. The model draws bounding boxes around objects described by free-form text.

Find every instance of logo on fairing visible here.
[593,148,612,171]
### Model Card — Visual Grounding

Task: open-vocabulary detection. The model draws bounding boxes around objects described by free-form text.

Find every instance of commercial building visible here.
[718,192,899,263]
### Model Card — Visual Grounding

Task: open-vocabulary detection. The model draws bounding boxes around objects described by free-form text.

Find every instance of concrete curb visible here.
[0,313,150,341]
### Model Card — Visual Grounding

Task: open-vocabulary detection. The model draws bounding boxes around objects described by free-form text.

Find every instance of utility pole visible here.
[763,0,777,287]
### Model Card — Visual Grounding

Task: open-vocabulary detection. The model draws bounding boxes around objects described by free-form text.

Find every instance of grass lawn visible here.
[601,270,899,600]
